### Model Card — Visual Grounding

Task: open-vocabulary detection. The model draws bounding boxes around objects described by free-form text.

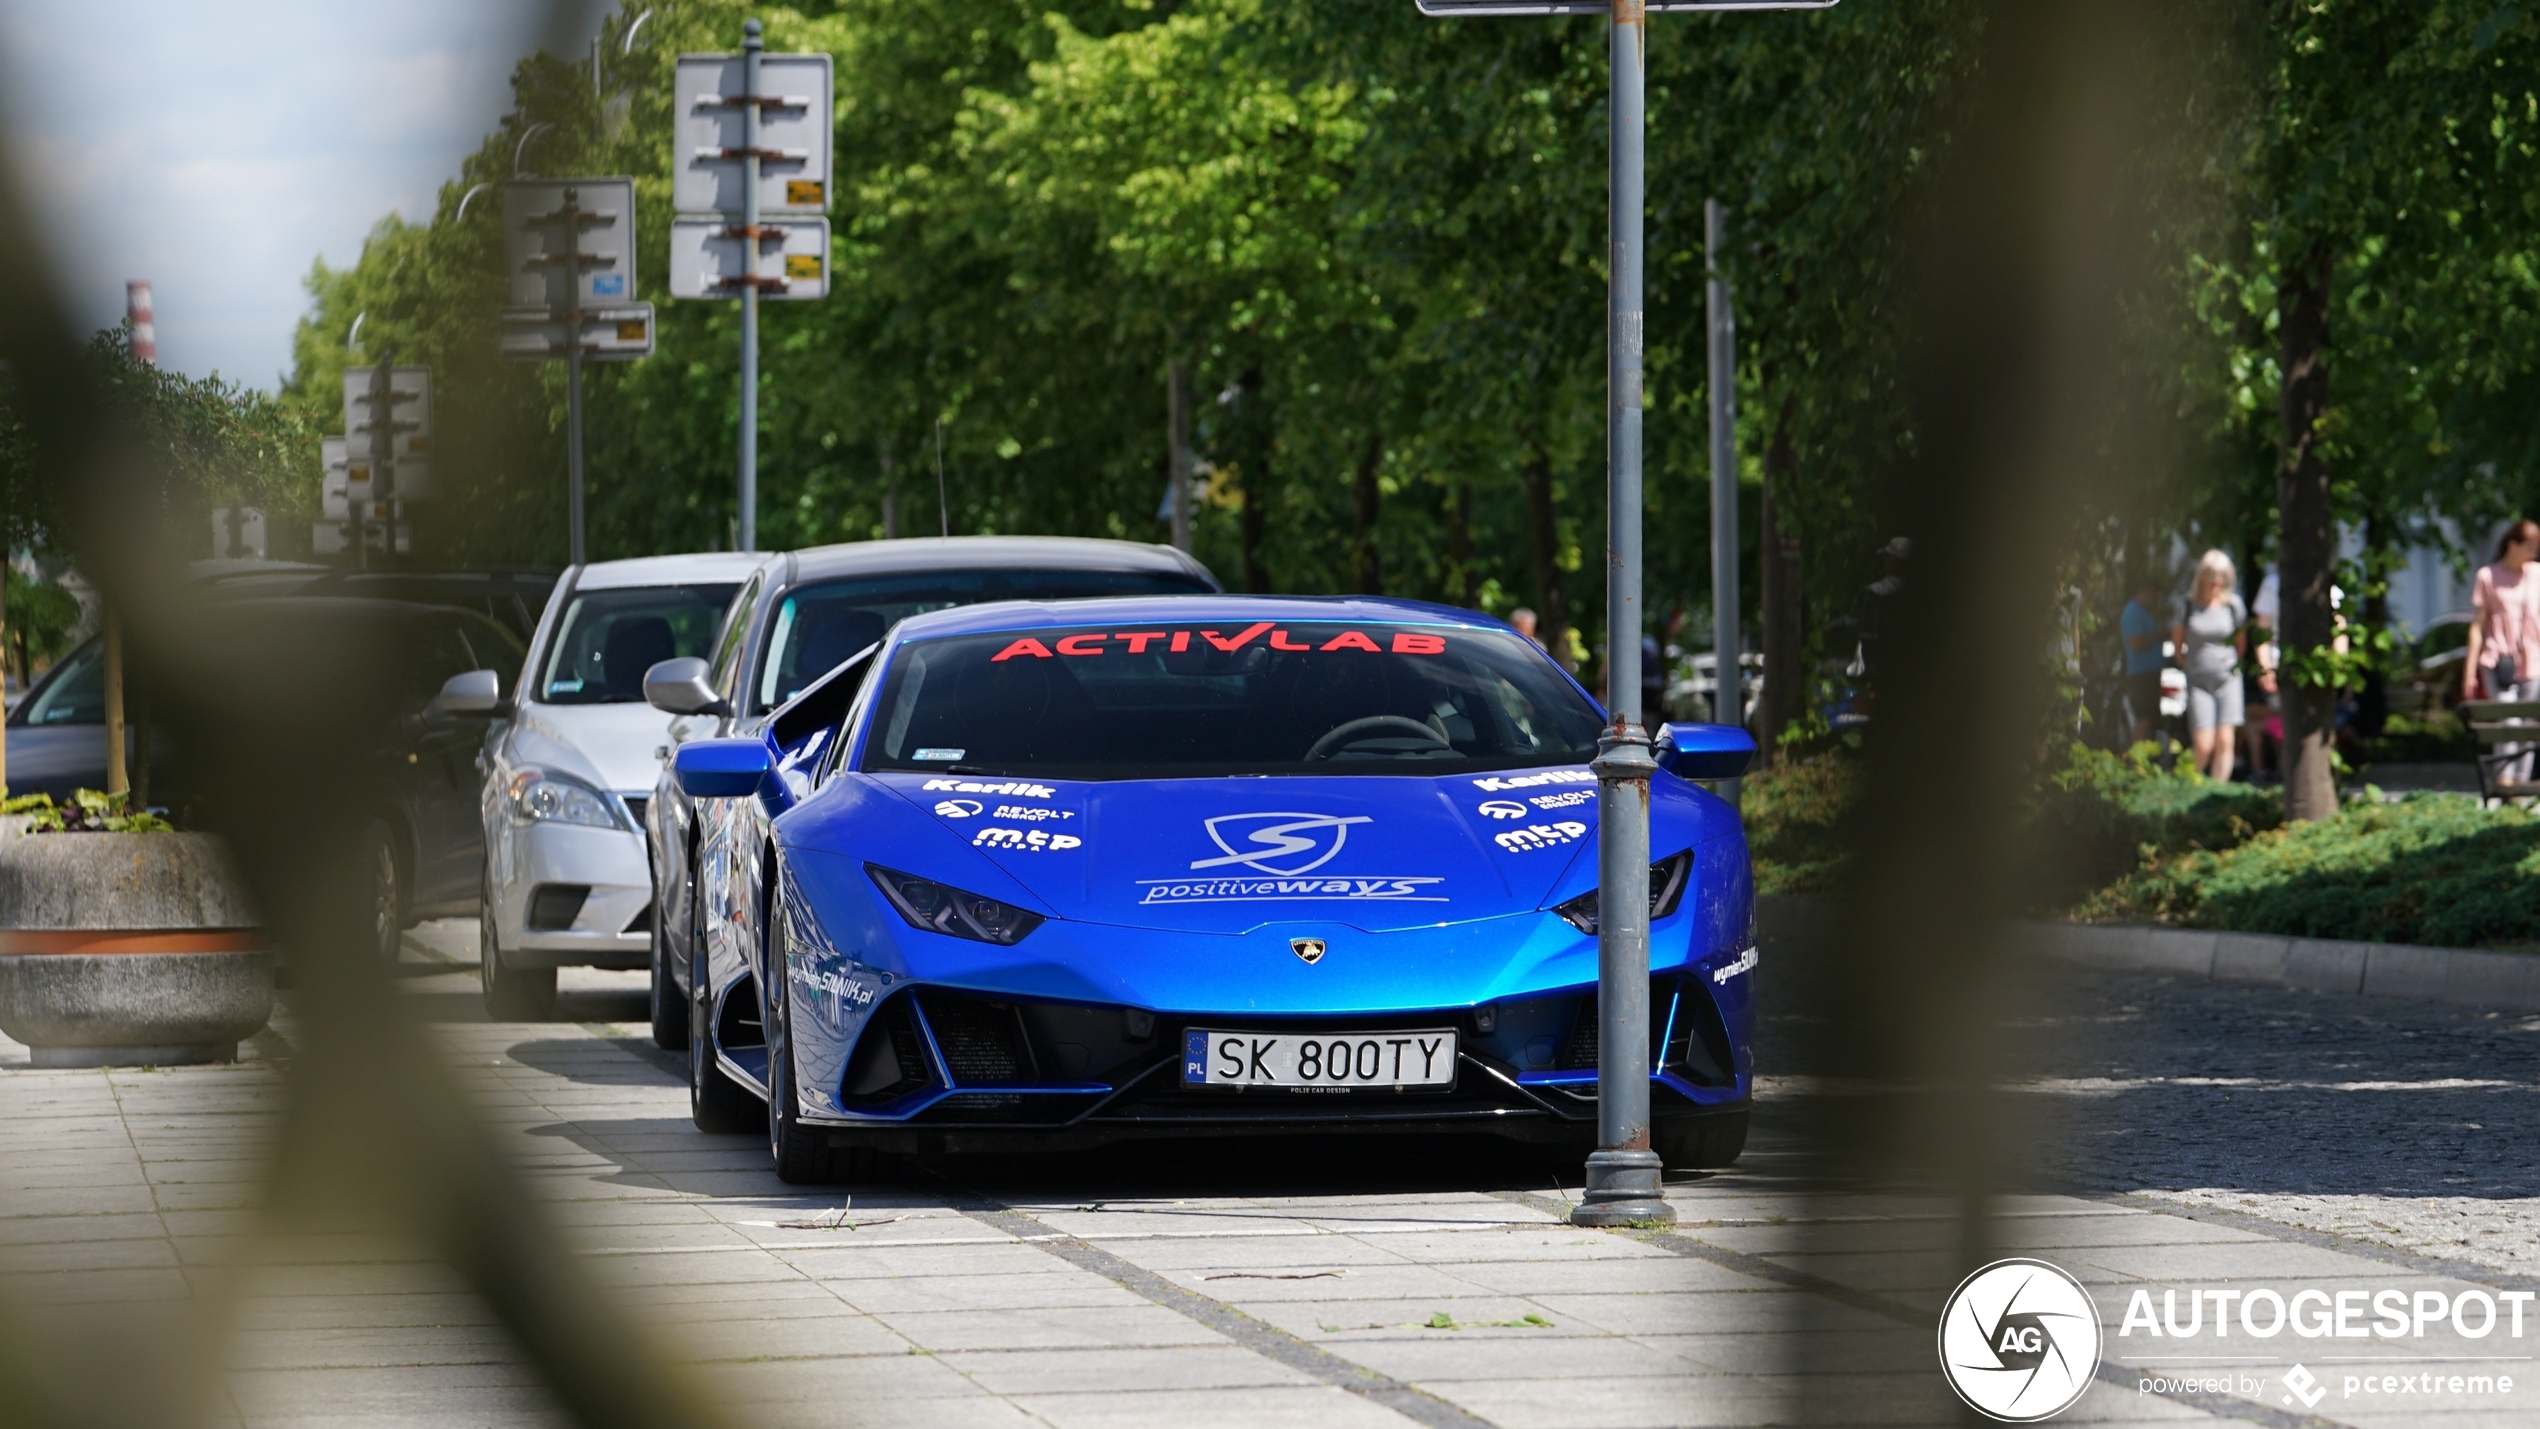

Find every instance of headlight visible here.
[1552,849,1693,935]
[866,864,1044,945]
[505,768,622,830]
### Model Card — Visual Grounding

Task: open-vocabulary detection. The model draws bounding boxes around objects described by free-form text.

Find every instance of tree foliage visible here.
[264,0,2540,703]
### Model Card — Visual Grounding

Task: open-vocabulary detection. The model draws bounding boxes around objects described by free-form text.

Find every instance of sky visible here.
[0,0,594,390]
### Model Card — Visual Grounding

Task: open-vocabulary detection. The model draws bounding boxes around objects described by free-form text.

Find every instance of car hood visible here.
[506,700,680,795]
[856,768,1624,934]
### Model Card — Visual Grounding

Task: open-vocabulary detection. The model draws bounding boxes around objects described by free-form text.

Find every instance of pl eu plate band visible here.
[948,1194,1503,1429]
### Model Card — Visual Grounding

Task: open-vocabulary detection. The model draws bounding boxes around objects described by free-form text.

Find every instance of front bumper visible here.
[768,975,1751,1155]
[484,817,653,969]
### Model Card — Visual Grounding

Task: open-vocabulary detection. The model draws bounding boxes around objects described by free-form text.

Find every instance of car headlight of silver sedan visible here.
[504,767,624,830]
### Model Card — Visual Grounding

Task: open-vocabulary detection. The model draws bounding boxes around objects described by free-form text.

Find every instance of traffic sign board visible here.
[499,303,659,361]
[502,178,638,310]
[343,366,431,442]
[668,217,830,300]
[672,52,832,216]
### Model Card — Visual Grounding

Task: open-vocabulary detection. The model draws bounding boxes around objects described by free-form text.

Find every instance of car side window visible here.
[18,640,104,727]
[406,617,483,714]
[455,614,526,695]
[709,572,762,704]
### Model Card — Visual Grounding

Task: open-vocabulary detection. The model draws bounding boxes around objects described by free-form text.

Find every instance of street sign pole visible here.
[565,187,587,566]
[1707,198,1740,801]
[1577,0,1669,1230]
[670,24,829,554]
[1413,0,1835,1231]
[738,18,761,554]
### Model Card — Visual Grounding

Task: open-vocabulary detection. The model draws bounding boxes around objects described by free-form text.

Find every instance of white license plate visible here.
[1182,1029,1458,1089]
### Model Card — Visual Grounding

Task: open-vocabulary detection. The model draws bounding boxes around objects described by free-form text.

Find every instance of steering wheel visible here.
[1304,715,1450,761]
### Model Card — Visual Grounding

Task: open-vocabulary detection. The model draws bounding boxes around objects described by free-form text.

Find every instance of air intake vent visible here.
[840,997,929,1104]
[921,991,1037,1085]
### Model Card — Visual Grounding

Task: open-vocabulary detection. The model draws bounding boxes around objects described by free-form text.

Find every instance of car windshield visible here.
[539,584,739,705]
[859,619,1603,780]
[753,568,1213,712]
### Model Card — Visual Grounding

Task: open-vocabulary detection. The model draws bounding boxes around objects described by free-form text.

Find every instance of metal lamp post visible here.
[1413,0,1837,1229]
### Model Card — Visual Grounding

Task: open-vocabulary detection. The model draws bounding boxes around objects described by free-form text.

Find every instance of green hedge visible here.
[2076,795,2540,948]
[1738,742,2540,949]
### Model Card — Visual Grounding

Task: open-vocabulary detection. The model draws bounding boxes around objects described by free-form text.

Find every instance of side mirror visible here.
[674,737,773,800]
[430,669,504,717]
[1657,722,1756,781]
[644,657,729,717]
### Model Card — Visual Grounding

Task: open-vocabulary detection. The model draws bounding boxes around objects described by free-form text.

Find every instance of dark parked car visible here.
[8,599,524,962]
[4,636,130,802]
[643,536,1220,1047]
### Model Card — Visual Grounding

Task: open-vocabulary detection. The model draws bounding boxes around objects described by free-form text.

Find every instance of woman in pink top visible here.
[2464,518,2540,703]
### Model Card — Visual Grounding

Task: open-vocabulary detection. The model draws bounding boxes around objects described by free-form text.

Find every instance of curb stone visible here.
[1756,895,2540,1014]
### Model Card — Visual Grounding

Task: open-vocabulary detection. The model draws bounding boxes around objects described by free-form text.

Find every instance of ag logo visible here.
[933,799,983,819]
[1291,937,1327,965]
[1477,800,1529,820]
[1190,813,1372,875]
[1938,1258,2100,1421]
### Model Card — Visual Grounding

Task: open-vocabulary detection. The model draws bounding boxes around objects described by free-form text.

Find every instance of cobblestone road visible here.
[2011,970,2540,1276]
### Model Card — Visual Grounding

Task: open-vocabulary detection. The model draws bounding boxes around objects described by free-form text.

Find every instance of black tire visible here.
[649,884,687,1051]
[1656,1110,1749,1171]
[363,821,404,964]
[480,867,557,1021]
[765,959,833,1184]
[689,956,760,1134]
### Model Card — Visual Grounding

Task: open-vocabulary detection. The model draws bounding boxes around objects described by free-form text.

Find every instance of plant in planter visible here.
[0,788,269,1067]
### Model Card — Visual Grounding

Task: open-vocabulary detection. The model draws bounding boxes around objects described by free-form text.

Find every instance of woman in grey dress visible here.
[2172,550,2249,782]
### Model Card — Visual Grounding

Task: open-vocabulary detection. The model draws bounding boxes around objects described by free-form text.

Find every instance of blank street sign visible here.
[342,367,431,442]
[498,303,660,362]
[669,217,831,300]
[502,179,639,310]
[673,53,833,217]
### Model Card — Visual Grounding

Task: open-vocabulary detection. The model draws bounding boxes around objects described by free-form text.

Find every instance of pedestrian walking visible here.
[2120,579,2166,746]
[2172,550,2249,782]
[2465,518,2540,782]
[1509,607,1540,646]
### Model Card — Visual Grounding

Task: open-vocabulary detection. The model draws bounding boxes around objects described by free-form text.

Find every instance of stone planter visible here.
[0,828,269,1067]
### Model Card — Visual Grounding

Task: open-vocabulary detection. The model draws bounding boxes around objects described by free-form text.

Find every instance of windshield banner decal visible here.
[989,627,1445,662]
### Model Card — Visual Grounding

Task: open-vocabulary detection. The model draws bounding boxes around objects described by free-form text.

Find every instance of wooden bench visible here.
[2461,699,2540,804]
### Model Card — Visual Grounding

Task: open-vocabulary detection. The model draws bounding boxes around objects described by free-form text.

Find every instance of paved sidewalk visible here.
[0,927,2532,1427]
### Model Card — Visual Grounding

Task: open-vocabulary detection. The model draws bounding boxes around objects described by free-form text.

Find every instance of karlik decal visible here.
[1530,790,1594,810]
[989,628,1447,662]
[922,777,1057,799]
[1477,800,1529,820]
[1472,769,1595,793]
[1190,812,1371,875]
[994,805,1074,822]
[1137,875,1445,905]
[973,826,1082,852]
[932,799,983,819]
[1494,820,1587,853]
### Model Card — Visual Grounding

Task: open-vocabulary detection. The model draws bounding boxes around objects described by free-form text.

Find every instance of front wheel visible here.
[765,963,833,1183]
[689,961,760,1134]
[649,882,687,1051]
[479,867,557,1021]
[363,821,404,964]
